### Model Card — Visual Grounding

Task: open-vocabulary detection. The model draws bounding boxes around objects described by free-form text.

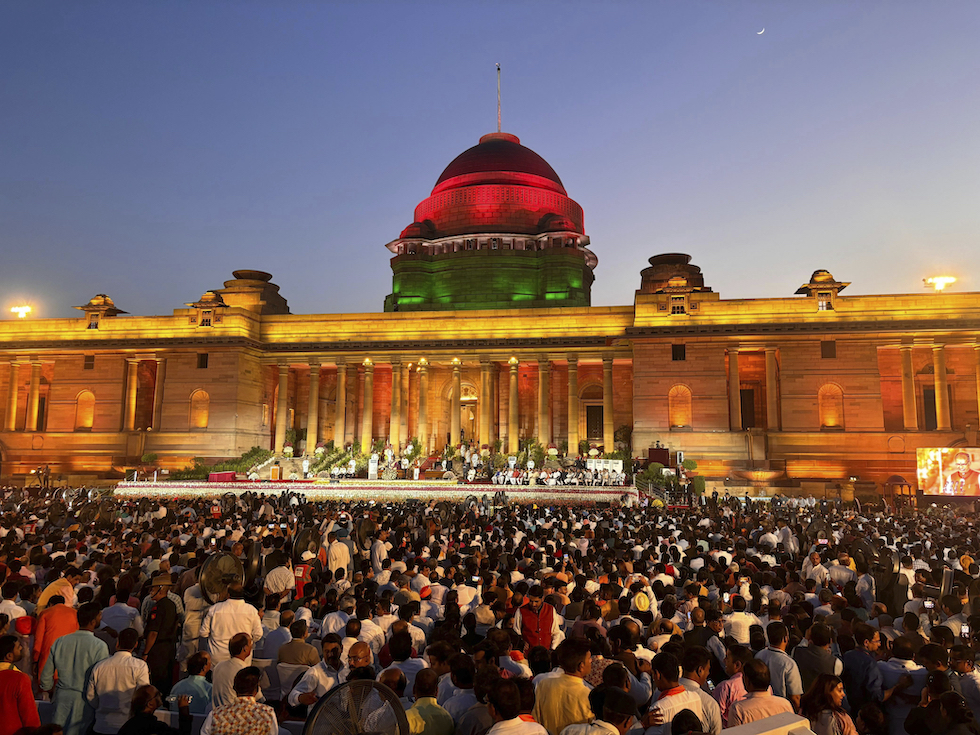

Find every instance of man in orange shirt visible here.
[36,568,84,613]
[33,596,79,681]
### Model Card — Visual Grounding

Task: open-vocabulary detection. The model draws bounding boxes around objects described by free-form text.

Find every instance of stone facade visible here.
[1,262,978,492]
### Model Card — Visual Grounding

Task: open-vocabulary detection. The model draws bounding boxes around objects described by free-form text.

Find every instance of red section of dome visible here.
[434,132,566,195]
[399,132,585,239]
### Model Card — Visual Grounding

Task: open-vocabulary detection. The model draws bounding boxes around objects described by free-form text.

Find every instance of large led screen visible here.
[916,448,980,495]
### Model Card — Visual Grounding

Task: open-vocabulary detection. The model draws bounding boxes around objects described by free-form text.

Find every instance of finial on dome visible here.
[496,63,502,133]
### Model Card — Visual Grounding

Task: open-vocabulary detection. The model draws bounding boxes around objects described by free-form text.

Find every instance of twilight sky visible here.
[3,1,979,319]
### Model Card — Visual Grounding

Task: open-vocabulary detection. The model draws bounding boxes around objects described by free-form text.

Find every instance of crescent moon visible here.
[757,28,765,34]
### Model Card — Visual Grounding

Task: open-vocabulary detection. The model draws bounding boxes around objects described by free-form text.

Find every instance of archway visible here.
[818,383,844,429]
[668,384,693,429]
[75,390,96,431]
[459,383,478,442]
[190,390,210,430]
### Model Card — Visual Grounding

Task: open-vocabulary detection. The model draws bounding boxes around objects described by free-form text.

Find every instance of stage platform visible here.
[114,479,636,505]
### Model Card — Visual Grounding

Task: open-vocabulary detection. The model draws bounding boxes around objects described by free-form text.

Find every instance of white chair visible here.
[252,657,281,701]
[277,663,311,702]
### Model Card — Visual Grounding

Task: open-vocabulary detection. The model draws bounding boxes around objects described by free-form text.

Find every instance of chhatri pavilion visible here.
[2,130,979,495]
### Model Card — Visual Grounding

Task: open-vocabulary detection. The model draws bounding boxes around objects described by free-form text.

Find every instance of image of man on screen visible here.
[944,451,980,495]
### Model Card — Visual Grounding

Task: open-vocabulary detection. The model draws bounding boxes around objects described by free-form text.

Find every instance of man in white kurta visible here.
[199,585,264,666]
[85,629,150,734]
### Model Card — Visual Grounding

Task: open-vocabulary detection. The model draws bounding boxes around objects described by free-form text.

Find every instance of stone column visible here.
[933,345,951,431]
[479,360,491,447]
[728,347,742,431]
[765,347,779,431]
[306,361,321,454]
[274,364,289,454]
[334,362,347,447]
[151,357,167,431]
[450,360,461,446]
[5,361,21,431]
[900,345,918,430]
[490,365,498,448]
[401,365,410,443]
[390,361,402,450]
[25,362,42,432]
[602,356,615,450]
[360,360,374,454]
[418,359,429,452]
[508,358,519,454]
[537,357,551,445]
[567,355,579,454]
[123,359,139,432]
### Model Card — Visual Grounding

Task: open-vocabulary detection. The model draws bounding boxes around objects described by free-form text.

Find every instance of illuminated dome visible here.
[400,132,585,239]
[384,131,595,313]
[434,132,566,193]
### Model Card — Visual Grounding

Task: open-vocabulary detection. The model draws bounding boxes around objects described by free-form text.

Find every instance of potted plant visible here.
[283,442,294,458]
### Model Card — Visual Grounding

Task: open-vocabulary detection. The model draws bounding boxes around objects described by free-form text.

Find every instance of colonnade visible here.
[270,354,619,456]
[899,343,964,431]
[724,343,979,432]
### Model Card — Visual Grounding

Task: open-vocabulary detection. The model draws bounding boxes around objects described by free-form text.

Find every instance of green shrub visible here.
[168,446,272,481]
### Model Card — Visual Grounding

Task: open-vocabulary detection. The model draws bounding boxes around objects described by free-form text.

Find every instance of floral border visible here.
[114,480,637,505]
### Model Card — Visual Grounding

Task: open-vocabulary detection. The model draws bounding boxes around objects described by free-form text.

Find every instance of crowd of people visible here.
[0,485,980,735]
[489,467,629,486]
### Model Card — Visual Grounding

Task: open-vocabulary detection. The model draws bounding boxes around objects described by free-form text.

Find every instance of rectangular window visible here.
[200,310,212,327]
[817,292,834,311]
[671,296,686,314]
[672,344,687,361]
[490,238,499,250]
[83,355,95,370]
[465,239,476,250]
[821,341,837,359]
[88,313,99,329]
[197,353,209,369]
[740,389,757,428]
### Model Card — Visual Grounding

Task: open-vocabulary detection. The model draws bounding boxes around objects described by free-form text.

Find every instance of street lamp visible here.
[10,305,31,318]
[924,276,956,292]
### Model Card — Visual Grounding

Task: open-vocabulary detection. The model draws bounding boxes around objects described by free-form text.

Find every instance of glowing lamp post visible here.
[924,276,956,292]
[10,305,31,318]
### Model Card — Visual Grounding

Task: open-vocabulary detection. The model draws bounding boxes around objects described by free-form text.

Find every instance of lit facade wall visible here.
[1,268,978,493]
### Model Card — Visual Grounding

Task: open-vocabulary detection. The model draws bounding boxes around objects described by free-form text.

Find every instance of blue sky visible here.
[3,1,979,318]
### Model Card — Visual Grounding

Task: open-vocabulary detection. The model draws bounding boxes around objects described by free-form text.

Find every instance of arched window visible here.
[75,390,95,431]
[818,384,844,429]
[190,390,210,429]
[668,384,693,428]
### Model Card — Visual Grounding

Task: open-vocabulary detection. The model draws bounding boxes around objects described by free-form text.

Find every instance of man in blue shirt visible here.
[169,650,213,715]
[842,623,913,716]
[40,602,110,735]
[754,621,803,712]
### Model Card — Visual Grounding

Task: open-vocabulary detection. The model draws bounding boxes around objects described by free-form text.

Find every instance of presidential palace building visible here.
[2,131,979,495]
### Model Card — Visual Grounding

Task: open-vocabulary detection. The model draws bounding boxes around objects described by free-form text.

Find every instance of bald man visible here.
[343,641,373,682]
